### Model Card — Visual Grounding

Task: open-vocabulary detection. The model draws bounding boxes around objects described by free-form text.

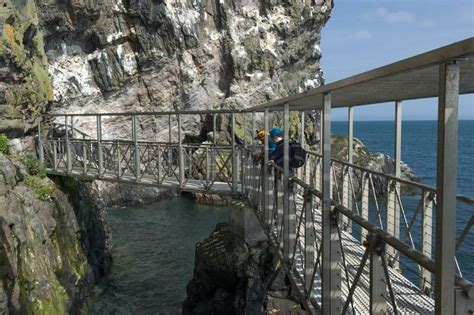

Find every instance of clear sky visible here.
[320,0,474,121]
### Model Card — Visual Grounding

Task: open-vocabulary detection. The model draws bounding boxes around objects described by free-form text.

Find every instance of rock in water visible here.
[183,223,306,314]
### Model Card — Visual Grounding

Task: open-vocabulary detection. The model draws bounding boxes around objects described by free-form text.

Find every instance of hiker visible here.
[254,128,276,163]
[268,127,306,175]
[255,128,277,152]
[268,127,292,174]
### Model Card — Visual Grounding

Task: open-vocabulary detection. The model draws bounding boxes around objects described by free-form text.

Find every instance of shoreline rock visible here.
[183,222,306,314]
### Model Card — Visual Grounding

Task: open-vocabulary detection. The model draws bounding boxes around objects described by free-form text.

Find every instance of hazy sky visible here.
[320,0,473,121]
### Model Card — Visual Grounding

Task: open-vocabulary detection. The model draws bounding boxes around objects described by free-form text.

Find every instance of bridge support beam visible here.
[231,113,238,194]
[387,101,402,269]
[342,107,353,233]
[65,116,71,174]
[178,113,184,187]
[304,189,315,294]
[421,190,433,295]
[435,61,459,315]
[369,234,388,314]
[283,103,295,261]
[321,93,341,314]
[264,109,271,226]
[97,116,103,177]
[133,115,140,181]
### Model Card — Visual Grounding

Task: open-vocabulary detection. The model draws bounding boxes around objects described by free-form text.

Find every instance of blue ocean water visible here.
[332,120,474,282]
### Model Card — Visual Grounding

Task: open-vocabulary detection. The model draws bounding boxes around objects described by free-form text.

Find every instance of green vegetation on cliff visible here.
[0,0,52,136]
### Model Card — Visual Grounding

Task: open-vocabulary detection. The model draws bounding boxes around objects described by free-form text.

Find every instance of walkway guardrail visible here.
[37,38,474,314]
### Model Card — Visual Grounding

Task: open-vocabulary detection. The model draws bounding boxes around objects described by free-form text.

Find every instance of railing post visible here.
[435,61,459,315]
[82,136,87,175]
[178,113,185,187]
[369,234,388,314]
[264,109,271,225]
[421,190,433,296]
[206,146,210,188]
[283,103,295,261]
[53,140,58,171]
[321,93,341,314]
[252,110,257,206]
[65,116,72,174]
[212,113,217,180]
[304,190,315,294]
[132,115,140,181]
[37,118,44,163]
[361,171,370,242]
[299,111,305,180]
[342,107,353,233]
[387,101,402,269]
[117,141,121,178]
[231,113,238,194]
[241,113,246,196]
[70,115,74,139]
[168,114,173,177]
[97,115,103,177]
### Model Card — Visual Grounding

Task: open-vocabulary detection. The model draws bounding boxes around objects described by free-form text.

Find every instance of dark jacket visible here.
[269,140,293,175]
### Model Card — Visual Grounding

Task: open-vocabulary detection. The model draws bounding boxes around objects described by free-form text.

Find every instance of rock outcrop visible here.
[183,222,305,314]
[330,134,419,196]
[0,153,111,313]
[3,0,331,140]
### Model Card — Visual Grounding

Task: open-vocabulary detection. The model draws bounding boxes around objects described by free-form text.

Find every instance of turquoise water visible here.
[82,198,229,314]
[333,120,474,282]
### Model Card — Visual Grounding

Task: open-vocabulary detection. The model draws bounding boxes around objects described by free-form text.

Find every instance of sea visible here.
[83,120,473,313]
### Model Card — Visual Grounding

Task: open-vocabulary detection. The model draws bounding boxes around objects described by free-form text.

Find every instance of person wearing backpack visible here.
[268,127,307,176]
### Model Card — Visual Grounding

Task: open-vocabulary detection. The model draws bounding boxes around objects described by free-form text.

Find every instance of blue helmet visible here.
[270,127,283,138]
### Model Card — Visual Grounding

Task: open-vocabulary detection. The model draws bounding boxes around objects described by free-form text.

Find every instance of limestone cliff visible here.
[36,0,330,139]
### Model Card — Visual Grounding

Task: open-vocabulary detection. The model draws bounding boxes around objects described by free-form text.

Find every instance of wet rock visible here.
[183,222,305,314]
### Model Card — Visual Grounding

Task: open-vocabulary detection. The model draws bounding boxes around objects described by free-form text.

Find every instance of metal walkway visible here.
[37,38,474,314]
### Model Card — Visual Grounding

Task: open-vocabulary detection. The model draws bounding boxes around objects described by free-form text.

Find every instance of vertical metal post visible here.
[53,140,58,171]
[65,116,71,173]
[321,93,341,314]
[361,171,370,242]
[70,115,74,139]
[167,114,172,177]
[435,61,459,315]
[82,137,87,175]
[304,190,315,294]
[117,141,121,178]
[37,118,44,163]
[133,115,140,181]
[264,109,270,225]
[231,113,238,194]
[369,234,388,314]
[97,115,103,177]
[252,111,257,206]
[283,103,295,261]
[387,101,402,268]
[178,113,185,187]
[421,190,433,295]
[299,111,305,180]
[212,113,217,179]
[342,107,353,233]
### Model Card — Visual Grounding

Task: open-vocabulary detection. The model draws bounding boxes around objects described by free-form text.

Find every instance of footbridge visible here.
[36,38,474,314]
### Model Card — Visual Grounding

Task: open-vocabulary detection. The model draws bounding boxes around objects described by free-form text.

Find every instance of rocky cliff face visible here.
[1,0,332,139]
[183,223,305,314]
[0,153,111,313]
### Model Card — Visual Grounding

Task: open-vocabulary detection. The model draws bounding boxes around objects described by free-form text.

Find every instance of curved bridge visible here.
[37,38,474,314]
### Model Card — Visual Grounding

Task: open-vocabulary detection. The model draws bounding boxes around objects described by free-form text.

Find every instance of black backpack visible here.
[290,143,306,168]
